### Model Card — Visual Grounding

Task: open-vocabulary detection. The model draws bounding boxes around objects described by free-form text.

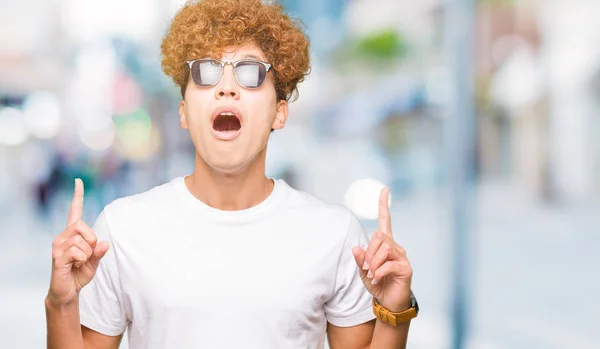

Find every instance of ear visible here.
[271,99,288,130]
[179,99,188,130]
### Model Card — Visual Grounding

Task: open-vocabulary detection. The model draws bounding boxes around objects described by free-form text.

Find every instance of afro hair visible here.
[160,0,311,102]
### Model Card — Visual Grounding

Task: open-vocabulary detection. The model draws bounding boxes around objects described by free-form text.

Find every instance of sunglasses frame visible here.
[186,58,273,89]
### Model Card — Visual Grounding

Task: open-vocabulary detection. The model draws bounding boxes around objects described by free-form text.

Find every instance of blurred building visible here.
[474,0,600,203]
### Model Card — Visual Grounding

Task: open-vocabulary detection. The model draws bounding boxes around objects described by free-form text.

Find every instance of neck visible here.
[184,149,274,211]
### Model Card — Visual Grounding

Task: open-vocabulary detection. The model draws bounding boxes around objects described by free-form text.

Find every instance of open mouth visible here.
[213,112,241,132]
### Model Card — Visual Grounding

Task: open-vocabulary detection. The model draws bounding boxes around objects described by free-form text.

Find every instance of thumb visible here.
[89,241,110,270]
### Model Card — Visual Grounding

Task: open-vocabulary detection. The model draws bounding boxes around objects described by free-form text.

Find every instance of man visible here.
[45,0,417,348]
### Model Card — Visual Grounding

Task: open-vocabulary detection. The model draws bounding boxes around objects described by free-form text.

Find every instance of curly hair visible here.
[160,0,311,102]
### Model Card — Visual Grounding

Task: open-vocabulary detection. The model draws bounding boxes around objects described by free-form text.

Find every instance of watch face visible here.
[410,291,419,314]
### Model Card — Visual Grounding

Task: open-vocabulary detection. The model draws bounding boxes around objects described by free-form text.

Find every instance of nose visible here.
[215,64,240,100]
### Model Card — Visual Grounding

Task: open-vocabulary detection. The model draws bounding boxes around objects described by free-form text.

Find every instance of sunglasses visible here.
[186,58,273,89]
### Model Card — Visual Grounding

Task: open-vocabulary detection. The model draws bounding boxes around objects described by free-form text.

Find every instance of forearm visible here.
[368,319,411,349]
[45,296,85,349]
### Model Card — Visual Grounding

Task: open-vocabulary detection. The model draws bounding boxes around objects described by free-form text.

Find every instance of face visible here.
[179,43,288,175]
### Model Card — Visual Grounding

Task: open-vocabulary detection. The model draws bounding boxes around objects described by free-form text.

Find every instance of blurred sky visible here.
[1,0,599,348]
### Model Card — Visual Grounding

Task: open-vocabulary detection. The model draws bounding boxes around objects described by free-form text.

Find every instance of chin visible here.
[202,154,253,176]
[194,135,267,175]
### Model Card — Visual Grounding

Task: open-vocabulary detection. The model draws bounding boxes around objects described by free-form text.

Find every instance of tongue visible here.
[213,115,240,132]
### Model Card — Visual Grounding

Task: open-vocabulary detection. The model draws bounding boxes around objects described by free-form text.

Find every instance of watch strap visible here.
[372,297,418,326]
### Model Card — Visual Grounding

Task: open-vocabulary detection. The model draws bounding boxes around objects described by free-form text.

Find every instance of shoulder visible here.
[280,180,359,232]
[101,177,182,229]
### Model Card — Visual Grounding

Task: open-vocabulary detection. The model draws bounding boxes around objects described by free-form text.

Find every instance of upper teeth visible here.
[220,112,235,116]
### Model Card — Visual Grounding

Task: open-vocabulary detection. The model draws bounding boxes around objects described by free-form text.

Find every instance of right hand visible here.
[47,178,110,307]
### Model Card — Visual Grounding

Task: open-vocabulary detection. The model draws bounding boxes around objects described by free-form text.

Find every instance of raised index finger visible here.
[66,178,84,227]
[378,187,392,236]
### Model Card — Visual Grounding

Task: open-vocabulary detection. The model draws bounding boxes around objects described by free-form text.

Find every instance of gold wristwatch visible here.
[372,291,419,326]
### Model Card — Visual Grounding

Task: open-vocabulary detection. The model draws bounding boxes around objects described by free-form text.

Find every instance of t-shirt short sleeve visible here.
[79,210,128,336]
[324,212,377,327]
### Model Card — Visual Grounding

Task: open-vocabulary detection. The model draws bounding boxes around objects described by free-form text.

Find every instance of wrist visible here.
[45,293,78,312]
[372,291,419,327]
[376,294,412,313]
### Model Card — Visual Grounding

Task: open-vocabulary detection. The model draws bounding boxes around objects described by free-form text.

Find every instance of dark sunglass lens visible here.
[235,62,266,88]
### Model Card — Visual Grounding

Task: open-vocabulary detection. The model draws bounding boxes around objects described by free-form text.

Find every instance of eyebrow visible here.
[241,54,264,61]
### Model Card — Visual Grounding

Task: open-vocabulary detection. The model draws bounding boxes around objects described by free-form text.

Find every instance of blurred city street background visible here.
[1,0,599,348]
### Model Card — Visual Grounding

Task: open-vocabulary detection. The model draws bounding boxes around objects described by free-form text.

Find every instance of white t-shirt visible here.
[79,177,375,349]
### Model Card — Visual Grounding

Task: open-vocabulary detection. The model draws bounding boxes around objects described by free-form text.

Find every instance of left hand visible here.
[352,187,413,312]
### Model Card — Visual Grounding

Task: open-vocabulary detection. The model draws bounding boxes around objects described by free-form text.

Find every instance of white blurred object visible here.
[539,0,600,92]
[67,40,116,135]
[0,0,56,54]
[78,109,114,133]
[344,178,390,220]
[538,0,600,202]
[79,121,116,151]
[170,0,189,13]
[22,92,62,139]
[0,107,29,146]
[344,0,438,41]
[73,40,116,92]
[63,0,158,42]
[490,44,544,110]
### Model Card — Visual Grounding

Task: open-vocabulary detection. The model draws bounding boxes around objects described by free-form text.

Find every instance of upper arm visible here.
[82,325,123,349]
[327,319,375,349]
